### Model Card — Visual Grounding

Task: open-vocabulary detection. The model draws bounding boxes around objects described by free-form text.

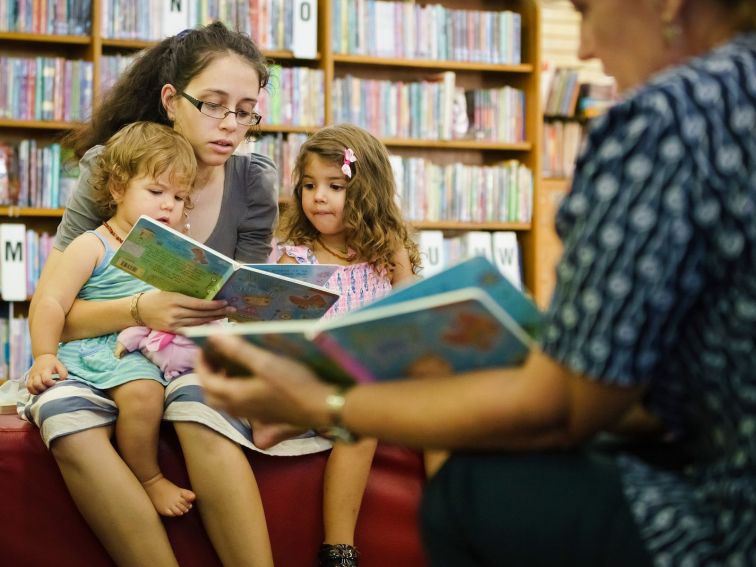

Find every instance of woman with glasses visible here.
[24,21,329,567]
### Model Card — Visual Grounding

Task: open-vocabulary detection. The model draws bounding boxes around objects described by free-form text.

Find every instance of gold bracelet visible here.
[130,292,146,326]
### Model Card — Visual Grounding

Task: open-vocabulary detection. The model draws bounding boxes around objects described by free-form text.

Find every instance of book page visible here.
[216,267,339,322]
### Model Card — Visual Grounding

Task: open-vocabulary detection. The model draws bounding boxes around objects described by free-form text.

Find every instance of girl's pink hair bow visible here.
[342,148,357,178]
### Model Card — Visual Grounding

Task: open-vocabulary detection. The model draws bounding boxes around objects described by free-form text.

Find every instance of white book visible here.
[0,224,27,301]
[417,230,446,278]
[292,0,318,59]
[161,0,189,38]
[440,71,456,140]
[461,231,493,262]
[375,2,395,57]
[492,231,522,290]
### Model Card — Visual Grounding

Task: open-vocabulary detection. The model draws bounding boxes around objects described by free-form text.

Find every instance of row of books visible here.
[391,156,533,225]
[577,82,617,119]
[242,133,534,222]
[100,0,318,58]
[102,55,325,127]
[0,130,532,217]
[542,64,618,119]
[0,315,30,382]
[0,224,55,302]
[542,121,584,179]
[257,65,325,127]
[0,141,78,208]
[542,67,581,118]
[240,132,307,198]
[0,0,91,35]
[0,56,94,122]
[332,0,521,64]
[101,0,245,41]
[100,53,137,93]
[332,73,525,143]
[416,229,522,291]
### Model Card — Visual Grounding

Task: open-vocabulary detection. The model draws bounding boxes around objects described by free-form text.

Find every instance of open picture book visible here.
[110,215,340,322]
[181,256,544,385]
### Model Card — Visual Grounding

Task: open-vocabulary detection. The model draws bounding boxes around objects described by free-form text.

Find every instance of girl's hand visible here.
[197,335,335,428]
[137,290,235,332]
[27,354,68,395]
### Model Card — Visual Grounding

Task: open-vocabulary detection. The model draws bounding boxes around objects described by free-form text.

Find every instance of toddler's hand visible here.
[27,354,68,395]
[114,342,128,358]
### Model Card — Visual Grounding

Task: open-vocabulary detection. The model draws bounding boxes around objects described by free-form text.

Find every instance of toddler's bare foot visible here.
[141,473,196,517]
[253,421,309,450]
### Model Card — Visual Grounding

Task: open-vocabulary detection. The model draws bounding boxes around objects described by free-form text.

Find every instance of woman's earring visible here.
[662,21,682,47]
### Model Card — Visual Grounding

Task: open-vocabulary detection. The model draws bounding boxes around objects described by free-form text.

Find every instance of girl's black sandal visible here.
[318,543,360,567]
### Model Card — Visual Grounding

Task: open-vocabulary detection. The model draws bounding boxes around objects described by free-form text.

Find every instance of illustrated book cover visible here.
[110,215,339,322]
[363,255,543,339]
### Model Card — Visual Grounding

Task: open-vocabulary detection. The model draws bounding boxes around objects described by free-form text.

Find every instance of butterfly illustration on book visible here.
[290,294,328,309]
[442,312,502,350]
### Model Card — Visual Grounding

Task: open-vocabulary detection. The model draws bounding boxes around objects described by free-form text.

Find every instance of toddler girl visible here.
[27,122,198,517]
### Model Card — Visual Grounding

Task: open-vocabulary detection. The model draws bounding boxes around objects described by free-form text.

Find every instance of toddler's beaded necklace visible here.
[103,221,124,244]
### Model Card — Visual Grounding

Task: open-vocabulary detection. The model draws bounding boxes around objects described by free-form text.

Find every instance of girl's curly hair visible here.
[89,122,197,217]
[278,124,421,277]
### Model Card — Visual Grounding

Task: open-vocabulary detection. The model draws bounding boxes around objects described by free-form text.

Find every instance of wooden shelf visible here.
[258,124,320,134]
[382,138,532,151]
[100,38,320,61]
[0,119,80,130]
[0,207,64,218]
[0,32,90,45]
[100,38,154,49]
[333,54,533,73]
[412,221,531,231]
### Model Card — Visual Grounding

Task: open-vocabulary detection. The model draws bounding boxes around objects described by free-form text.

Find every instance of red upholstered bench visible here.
[0,413,428,567]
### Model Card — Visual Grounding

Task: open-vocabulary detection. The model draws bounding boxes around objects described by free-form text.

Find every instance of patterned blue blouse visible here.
[541,33,756,565]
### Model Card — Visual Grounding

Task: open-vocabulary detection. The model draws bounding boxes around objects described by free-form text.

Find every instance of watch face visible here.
[317,425,358,444]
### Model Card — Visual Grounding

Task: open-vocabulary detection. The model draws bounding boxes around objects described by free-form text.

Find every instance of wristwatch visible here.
[318,385,358,443]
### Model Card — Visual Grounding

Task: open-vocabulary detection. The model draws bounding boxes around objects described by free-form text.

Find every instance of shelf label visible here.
[162,0,190,39]
[292,0,318,59]
[1,224,26,302]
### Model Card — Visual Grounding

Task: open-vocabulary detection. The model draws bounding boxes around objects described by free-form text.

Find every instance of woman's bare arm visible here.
[198,336,646,451]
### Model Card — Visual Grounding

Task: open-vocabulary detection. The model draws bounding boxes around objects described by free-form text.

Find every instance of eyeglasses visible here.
[180,92,262,126]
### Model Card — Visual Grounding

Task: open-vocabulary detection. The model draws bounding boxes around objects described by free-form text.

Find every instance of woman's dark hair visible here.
[64,21,270,158]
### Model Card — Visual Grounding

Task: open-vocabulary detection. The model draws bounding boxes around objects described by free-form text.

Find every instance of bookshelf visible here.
[1,0,549,377]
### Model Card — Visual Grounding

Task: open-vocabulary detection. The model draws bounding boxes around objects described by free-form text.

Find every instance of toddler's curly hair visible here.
[89,121,197,217]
